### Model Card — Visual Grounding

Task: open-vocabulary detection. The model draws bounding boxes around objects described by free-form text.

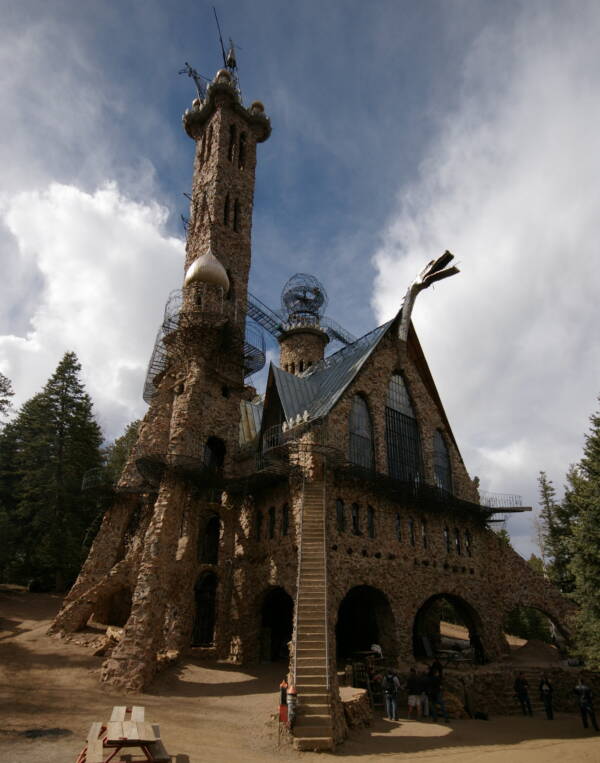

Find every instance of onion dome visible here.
[184,249,230,292]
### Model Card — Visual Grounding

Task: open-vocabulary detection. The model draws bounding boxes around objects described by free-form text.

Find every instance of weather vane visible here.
[213,6,242,97]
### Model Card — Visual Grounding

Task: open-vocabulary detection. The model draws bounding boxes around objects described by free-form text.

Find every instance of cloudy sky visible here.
[1,1,598,556]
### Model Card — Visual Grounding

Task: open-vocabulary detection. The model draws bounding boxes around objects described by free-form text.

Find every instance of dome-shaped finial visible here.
[184,249,230,292]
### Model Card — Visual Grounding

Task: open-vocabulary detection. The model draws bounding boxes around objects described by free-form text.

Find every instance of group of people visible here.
[514,672,598,730]
[381,660,448,723]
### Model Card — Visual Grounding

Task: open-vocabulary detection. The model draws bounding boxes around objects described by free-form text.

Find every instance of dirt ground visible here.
[1,590,598,763]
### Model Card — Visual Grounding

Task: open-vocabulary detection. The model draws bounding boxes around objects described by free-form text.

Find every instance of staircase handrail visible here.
[321,477,330,694]
[293,477,305,687]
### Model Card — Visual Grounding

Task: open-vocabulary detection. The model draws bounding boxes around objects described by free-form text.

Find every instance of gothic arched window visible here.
[385,373,423,482]
[465,529,473,557]
[444,525,451,553]
[228,124,237,161]
[351,503,360,536]
[433,430,452,493]
[395,512,402,541]
[238,132,246,169]
[454,527,462,555]
[367,505,375,538]
[223,193,230,226]
[348,395,374,470]
[409,517,416,547]
[421,519,428,549]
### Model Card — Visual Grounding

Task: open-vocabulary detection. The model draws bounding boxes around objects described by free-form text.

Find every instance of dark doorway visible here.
[204,437,226,472]
[192,573,218,646]
[260,587,293,662]
[94,587,132,627]
[199,514,220,564]
[413,593,484,662]
[336,585,396,661]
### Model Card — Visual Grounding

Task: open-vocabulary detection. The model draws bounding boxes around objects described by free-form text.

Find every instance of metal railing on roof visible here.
[479,491,524,510]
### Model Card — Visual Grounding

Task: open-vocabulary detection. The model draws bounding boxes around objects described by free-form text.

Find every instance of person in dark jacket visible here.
[514,672,533,716]
[406,667,421,719]
[574,676,599,731]
[539,673,554,720]
[382,669,400,721]
[427,673,449,723]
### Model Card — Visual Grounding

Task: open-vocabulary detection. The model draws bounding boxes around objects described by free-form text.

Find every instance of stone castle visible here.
[51,62,573,749]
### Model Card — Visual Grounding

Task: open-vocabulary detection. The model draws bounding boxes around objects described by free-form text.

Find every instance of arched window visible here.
[336,499,345,533]
[200,132,206,165]
[238,132,246,169]
[282,503,289,536]
[409,517,416,546]
[206,126,213,159]
[351,503,361,536]
[228,124,237,161]
[223,193,230,226]
[455,527,462,555]
[268,506,275,539]
[385,374,423,482]
[299,360,304,372]
[367,505,375,538]
[204,437,225,472]
[421,519,428,549]
[255,509,263,541]
[465,529,473,557]
[433,430,452,493]
[395,513,402,541]
[443,525,451,553]
[233,199,241,232]
[348,395,375,470]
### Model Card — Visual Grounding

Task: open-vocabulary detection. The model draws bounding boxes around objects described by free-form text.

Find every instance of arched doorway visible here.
[192,572,218,646]
[413,593,484,663]
[198,514,220,564]
[336,585,397,661]
[503,605,568,659]
[260,587,293,662]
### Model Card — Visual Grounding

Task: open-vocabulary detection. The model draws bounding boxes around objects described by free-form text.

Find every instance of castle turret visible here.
[277,273,329,374]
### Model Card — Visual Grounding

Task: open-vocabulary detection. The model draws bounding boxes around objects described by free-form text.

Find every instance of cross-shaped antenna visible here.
[178,62,208,100]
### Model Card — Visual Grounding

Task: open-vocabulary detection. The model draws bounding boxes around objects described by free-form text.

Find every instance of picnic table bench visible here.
[76,705,170,763]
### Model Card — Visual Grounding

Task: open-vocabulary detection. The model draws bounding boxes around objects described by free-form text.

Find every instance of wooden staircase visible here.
[292,480,334,752]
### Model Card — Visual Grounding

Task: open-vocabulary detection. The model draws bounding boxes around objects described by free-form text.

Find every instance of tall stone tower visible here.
[50,66,271,691]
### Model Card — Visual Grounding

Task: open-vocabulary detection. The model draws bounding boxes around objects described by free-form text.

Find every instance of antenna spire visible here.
[178,62,207,100]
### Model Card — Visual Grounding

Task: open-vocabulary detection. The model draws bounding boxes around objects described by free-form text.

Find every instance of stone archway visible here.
[260,587,293,662]
[336,585,397,661]
[192,572,218,646]
[503,603,570,657]
[413,592,485,662]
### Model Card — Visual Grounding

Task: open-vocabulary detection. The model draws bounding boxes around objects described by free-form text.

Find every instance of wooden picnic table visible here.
[76,705,170,763]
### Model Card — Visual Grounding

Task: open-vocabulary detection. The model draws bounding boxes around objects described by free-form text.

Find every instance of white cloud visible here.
[0,183,183,440]
[371,3,600,556]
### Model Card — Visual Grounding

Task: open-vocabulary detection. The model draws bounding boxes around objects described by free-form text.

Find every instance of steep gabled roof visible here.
[264,319,393,426]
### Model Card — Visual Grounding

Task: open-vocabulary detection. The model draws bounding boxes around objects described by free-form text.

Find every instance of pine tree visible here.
[3,353,103,589]
[0,371,14,423]
[570,398,600,668]
[103,420,141,484]
[536,471,576,592]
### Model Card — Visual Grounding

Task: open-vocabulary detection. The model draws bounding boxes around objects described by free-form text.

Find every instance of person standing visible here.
[539,673,554,720]
[417,669,430,718]
[428,672,449,723]
[514,672,533,716]
[406,667,421,719]
[574,675,599,731]
[382,669,400,721]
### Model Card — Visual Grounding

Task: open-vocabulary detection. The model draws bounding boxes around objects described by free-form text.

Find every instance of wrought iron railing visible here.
[479,491,524,509]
